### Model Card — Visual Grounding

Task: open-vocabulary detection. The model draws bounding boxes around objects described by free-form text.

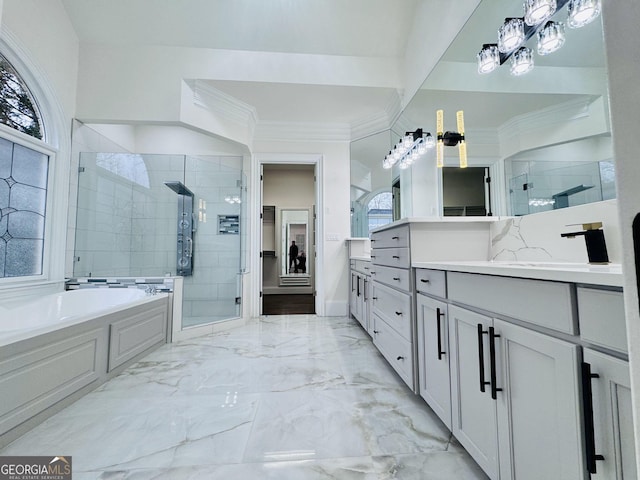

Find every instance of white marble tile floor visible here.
[0,315,488,479]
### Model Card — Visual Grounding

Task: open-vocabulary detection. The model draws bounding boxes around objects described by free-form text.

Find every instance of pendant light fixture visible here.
[478,0,600,76]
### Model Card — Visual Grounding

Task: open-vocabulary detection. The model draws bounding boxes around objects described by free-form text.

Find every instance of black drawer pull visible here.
[489,327,503,400]
[372,297,378,300]
[393,277,400,281]
[420,278,430,283]
[373,330,379,334]
[392,255,400,259]
[582,362,605,474]
[477,324,490,393]
[436,308,446,360]
[395,311,403,316]
[392,236,399,240]
[397,356,405,360]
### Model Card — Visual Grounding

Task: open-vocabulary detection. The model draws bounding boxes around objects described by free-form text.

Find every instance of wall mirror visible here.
[350,130,394,237]
[391,0,612,217]
[281,209,309,278]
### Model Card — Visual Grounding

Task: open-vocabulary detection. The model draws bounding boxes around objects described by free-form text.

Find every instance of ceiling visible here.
[61,0,423,128]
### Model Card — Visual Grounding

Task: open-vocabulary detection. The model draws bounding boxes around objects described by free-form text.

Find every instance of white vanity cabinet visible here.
[578,286,636,480]
[349,259,371,333]
[447,273,584,480]
[370,225,416,391]
[415,270,451,429]
[583,349,636,480]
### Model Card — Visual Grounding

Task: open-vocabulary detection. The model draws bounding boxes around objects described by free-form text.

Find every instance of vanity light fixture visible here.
[478,0,600,76]
[524,0,557,26]
[510,47,535,75]
[436,110,468,168]
[382,128,435,170]
[567,0,601,28]
[537,21,566,55]
[498,17,526,53]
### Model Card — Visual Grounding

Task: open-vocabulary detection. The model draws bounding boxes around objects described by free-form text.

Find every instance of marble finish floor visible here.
[1,315,488,479]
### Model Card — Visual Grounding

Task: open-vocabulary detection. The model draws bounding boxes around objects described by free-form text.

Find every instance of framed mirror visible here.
[281,209,309,278]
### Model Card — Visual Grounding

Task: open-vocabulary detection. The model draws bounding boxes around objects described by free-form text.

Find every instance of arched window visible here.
[367,191,392,232]
[0,52,44,140]
[0,52,50,279]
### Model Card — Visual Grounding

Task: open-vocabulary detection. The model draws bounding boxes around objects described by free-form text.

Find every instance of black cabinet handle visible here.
[477,324,490,393]
[363,279,368,301]
[373,330,379,334]
[392,236,399,240]
[356,276,361,297]
[392,255,400,259]
[436,308,446,360]
[393,277,400,281]
[582,362,605,474]
[397,356,404,360]
[395,311,403,316]
[364,266,369,270]
[372,297,378,300]
[420,278,430,283]
[370,255,376,258]
[489,327,503,400]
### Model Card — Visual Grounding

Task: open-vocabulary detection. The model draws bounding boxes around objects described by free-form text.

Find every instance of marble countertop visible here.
[412,260,624,287]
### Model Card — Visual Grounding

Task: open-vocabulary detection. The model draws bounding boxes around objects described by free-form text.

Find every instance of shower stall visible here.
[74,152,246,328]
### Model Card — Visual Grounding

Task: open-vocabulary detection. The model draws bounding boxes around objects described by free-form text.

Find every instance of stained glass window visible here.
[0,137,49,277]
[0,53,43,140]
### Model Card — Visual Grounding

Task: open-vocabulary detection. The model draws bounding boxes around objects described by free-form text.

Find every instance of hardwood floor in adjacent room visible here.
[262,294,315,315]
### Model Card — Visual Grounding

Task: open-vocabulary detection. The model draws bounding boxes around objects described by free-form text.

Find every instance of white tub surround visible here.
[0,289,171,448]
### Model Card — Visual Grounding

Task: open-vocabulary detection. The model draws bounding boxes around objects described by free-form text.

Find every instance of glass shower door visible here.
[182,155,243,327]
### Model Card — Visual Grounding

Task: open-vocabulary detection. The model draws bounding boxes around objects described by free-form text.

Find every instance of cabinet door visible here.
[416,294,451,429]
[494,319,583,480]
[584,348,637,480]
[350,271,358,319]
[449,305,499,479]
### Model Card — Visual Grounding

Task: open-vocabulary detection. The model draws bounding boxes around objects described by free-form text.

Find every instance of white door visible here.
[416,294,451,429]
[494,318,583,480]
[584,348,637,480]
[449,305,499,479]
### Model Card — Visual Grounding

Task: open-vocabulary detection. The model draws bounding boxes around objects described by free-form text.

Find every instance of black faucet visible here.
[560,222,609,264]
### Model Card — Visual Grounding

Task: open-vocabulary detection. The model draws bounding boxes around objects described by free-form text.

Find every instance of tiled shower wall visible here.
[71,126,245,326]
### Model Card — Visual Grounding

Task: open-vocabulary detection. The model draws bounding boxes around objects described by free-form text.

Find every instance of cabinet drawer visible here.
[578,287,627,354]
[352,259,372,276]
[371,225,410,248]
[371,264,410,291]
[371,281,412,340]
[447,272,576,334]
[370,247,410,268]
[372,313,414,390]
[415,268,446,298]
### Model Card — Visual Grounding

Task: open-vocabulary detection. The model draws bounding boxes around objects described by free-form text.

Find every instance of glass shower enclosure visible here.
[74,152,245,328]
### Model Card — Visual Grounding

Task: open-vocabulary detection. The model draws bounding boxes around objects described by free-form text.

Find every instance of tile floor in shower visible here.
[0,315,488,479]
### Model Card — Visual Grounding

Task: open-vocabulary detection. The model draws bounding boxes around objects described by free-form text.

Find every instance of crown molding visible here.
[190,79,259,131]
[350,89,403,140]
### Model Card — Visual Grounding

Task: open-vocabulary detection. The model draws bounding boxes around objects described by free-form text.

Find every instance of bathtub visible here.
[0,287,171,448]
[0,288,166,347]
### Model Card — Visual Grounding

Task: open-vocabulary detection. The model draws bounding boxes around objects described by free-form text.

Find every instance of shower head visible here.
[164,181,194,197]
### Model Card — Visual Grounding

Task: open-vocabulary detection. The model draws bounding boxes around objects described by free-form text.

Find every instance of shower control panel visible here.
[165,181,195,276]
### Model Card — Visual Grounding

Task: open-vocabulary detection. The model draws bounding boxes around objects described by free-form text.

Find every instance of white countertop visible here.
[412,261,624,287]
[350,256,371,261]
